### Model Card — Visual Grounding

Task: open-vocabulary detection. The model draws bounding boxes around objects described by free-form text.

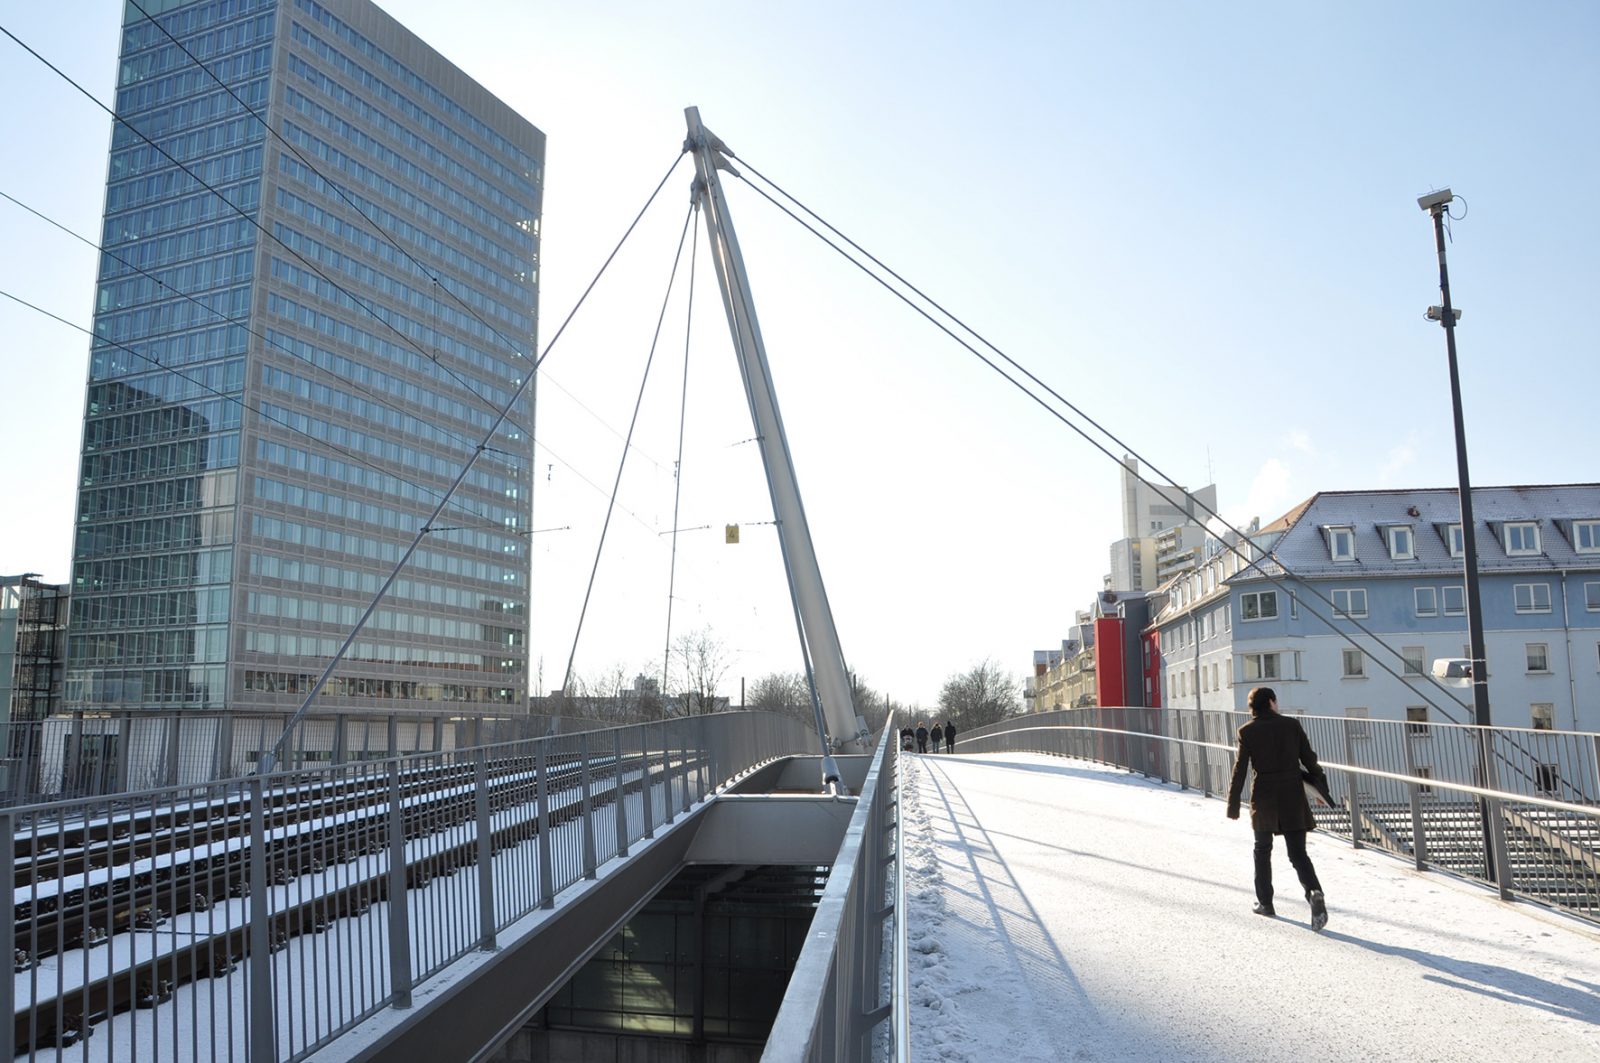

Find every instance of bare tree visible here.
[670,628,729,715]
[938,659,1021,731]
[750,671,809,723]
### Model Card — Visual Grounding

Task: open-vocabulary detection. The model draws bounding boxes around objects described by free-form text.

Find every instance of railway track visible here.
[10,746,706,1054]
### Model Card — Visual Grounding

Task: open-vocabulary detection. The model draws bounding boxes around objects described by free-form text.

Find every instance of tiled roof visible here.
[1235,484,1600,581]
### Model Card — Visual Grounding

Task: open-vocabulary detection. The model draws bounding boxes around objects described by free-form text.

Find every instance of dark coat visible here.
[1226,711,1328,834]
[943,723,958,743]
[915,726,928,743]
[929,725,943,744]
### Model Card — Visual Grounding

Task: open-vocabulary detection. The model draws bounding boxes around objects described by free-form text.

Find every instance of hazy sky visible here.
[1,1,1596,709]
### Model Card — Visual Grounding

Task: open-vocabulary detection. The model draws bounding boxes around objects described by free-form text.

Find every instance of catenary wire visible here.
[0,286,514,540]
[261,151,689,766]
[0,21,530,434]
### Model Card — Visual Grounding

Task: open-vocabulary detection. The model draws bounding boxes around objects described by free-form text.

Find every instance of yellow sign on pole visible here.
[725,524,740,544]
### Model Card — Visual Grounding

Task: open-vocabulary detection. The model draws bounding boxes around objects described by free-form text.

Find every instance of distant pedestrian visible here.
[942,720,957,753]
[899,726,915,752]
[929,723,943,753]
[1226,687,1329,929]
[915,721,929,754]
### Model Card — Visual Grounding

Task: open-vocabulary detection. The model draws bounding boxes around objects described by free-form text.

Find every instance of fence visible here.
[0,710,629,806]
[4,710,815,1061]
[763,728,897,1063]
[958,706,1600,924]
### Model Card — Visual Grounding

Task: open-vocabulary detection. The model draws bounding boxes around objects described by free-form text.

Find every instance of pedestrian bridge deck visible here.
[901,752,1600,1062]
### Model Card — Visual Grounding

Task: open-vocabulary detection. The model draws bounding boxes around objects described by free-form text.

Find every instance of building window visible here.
[1531,703,1555,730]
[1342,649,1365,678]
[1212,662,1221,690]
[1526,643,1549,673]
[1328,526,1356,561]
[1387,526,1415,560]
[1414,587,1438,617]
[1513,583,1552,613]
[1406,705,1430,736]
[1503,522,1540,555]
[1536,763,1560,795]
[1442,585,1465,615]
[1576,520,1600,553]
[1416,765,1434,794]
[1332,588,1368,618]
[1240,591,1278,621]
[1345,707,1370,739]
[1585,582,1600,611]
[1242,653,1281,681]
[1402,647,1425,676]
[1445,523,1465,557]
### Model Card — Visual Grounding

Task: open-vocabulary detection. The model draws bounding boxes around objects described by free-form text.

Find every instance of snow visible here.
[901,752,1600,1062]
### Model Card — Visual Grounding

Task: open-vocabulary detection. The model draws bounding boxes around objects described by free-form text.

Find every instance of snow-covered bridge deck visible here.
[902,753,1600,1062]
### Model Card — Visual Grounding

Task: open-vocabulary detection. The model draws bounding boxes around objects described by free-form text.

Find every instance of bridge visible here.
[5,704,1597,1061]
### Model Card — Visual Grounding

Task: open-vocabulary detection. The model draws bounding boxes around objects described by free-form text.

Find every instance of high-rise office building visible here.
[67,0,542,716]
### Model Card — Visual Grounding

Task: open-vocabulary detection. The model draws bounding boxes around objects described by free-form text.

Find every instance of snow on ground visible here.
[902,752,1600,1063]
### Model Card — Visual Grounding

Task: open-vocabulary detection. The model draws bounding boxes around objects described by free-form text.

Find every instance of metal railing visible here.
[958,707,1600,924]
[0,710,634,806]
[763,728,897,1063]
[4,710,814,1061]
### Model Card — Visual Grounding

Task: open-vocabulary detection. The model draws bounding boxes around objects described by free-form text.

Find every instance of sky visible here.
[903,752,1600,1060]
[1,1,1597,710]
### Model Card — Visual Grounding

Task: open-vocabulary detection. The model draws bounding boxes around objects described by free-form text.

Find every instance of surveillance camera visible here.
[1417,188,1454,212]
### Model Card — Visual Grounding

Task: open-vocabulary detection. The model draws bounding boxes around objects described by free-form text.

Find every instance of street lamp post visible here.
[1419,188,1498,882]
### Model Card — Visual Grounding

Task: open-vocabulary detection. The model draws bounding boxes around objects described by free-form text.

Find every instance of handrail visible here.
[762,727,895,1062]
[892,740,911,1063]
[959,709,1600,925]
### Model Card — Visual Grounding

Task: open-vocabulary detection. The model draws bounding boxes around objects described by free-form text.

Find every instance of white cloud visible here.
[1286,429,1315,455]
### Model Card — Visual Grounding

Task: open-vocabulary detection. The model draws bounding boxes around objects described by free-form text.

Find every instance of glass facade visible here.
[68,0,542,715]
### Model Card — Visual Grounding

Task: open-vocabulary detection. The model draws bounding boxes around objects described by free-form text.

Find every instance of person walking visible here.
[914,721,929,754]
[1226,687,1329,929]
[929,722,943,754]
[942,720,957,753]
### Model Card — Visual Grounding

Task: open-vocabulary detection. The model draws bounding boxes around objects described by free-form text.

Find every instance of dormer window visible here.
[1574,520,1600,553]
[1445,523,1465,558]
[1327,525,1356,562]
[1504,521,1541,556]
[1386,526,1415,560]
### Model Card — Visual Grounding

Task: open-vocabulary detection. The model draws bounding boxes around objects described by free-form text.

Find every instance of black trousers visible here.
[1254,829,1322,906]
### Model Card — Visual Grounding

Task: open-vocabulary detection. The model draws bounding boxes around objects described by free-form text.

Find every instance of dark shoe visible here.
[1308,890,1328,931]
[1252,902,1276,917]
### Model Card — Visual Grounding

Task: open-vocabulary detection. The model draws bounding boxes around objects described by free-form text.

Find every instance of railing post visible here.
[536,742,555,908]
[387,714,399,759]
[64,711,84,795]
[701,714,716,797]
[579,733,598,879]
[0,812,13,1045]
[474,749,497,950]
[661,722,675,821]
[331,713,348,767]
[1484,729,1515,901]
[1401,722,1428,870]
[386,760,414,1007]
[614,728,630,858]
[1343,722,1364,850]
[166,715,182,787]
[247,778,277,1061]
[640,723,655,840]
[117,712,134,793]
[1194,709,1211,797]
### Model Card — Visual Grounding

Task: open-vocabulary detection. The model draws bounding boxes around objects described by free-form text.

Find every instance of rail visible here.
[4,710,814,1061]
[959,707,1600,924]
